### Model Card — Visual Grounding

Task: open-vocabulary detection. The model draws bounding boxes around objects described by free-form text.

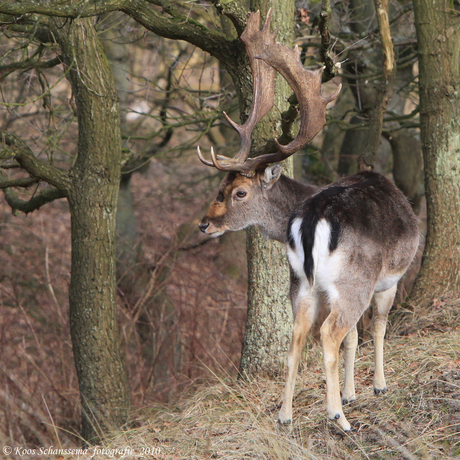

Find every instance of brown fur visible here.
[200,166,316,241]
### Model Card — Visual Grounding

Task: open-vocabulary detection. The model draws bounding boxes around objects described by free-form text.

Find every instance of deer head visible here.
[198,164,288,238]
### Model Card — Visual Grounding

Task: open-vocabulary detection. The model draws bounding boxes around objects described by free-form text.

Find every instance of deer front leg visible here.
[372,284,397,395]
[278,296,317,424]
[320,311,351,431]
[342,325,358,404]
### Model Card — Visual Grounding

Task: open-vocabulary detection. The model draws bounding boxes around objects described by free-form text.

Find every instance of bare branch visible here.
[0,0,126,18]
[0,56,61,78]
[122,0,235,62]
[1,184,66,214]
[319,0,337,82]
[0,176,39,189]
[375,0,395,79]
[1,133,71,193]
[0,0,234,59]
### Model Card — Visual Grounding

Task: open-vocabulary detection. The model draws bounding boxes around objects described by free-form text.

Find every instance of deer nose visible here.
[199,222,209,233]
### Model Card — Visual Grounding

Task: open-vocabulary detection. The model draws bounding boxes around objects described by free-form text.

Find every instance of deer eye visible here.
[235,190,247,199]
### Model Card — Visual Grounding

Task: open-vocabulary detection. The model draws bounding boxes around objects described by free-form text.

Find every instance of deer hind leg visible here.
[320,309,354,431]
[342,325,358,404]
[278,292,317,425]
[372,283,397,395]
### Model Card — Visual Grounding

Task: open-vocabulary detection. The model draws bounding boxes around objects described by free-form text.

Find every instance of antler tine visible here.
[198,145,257,175]
[197,146,214,167]
[197,10,277,174]
[255,44,341,159]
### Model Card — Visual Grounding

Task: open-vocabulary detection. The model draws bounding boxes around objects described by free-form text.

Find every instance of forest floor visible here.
[102,293,460,460]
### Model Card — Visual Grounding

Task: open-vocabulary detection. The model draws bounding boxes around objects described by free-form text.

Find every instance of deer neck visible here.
[257,174,317,243]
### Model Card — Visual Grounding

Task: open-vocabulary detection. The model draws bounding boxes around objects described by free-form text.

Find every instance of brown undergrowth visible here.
[0,156,246,448]
[104,306,460,460]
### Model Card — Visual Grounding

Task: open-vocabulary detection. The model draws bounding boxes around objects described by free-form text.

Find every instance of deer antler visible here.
[198,9,341,176]
[256,44,341,157]
[226,9,277,163]
[198,10,277,175]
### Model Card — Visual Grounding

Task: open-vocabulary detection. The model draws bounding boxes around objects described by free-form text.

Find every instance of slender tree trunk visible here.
[411,0,460,302]
[239,0,295,377]
[55,18,130,441]
[337,0,395,172]
[388,49,423,213]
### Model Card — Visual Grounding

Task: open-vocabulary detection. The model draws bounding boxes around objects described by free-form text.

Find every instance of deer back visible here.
[287,171,419,294]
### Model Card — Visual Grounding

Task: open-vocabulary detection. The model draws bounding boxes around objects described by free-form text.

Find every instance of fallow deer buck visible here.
[198,10,419,431]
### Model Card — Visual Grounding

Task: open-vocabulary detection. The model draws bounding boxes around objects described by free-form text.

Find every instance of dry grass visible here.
[99,306,460,460]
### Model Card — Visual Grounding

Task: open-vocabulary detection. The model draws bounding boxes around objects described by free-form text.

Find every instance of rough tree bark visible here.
[55,18,130,441]
[411,0,460,302]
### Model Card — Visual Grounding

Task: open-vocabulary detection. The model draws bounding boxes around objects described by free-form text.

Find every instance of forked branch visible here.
[1,133,71,192]
[1,183,66,214]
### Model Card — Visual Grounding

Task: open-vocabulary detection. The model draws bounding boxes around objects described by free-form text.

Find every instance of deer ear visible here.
[261,163,282,189]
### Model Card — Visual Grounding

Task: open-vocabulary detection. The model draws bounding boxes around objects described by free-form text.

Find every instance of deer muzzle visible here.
[199,221,210,233]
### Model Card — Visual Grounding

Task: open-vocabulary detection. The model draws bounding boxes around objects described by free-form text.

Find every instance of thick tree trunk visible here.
[411,0,460,302]
[239,1,295,377]
[56,18,130,441]
[240,227,293,376]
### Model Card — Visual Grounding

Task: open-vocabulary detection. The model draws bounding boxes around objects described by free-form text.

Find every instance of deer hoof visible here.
[335,415,351,431]
[374,387,387,396]
[339,419,352,431]
[278,405,293,425]
[278,417,292,425]
[342,395,356,405]
[328,410,351,431]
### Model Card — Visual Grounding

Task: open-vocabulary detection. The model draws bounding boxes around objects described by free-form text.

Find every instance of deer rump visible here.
[286,171,417,300]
